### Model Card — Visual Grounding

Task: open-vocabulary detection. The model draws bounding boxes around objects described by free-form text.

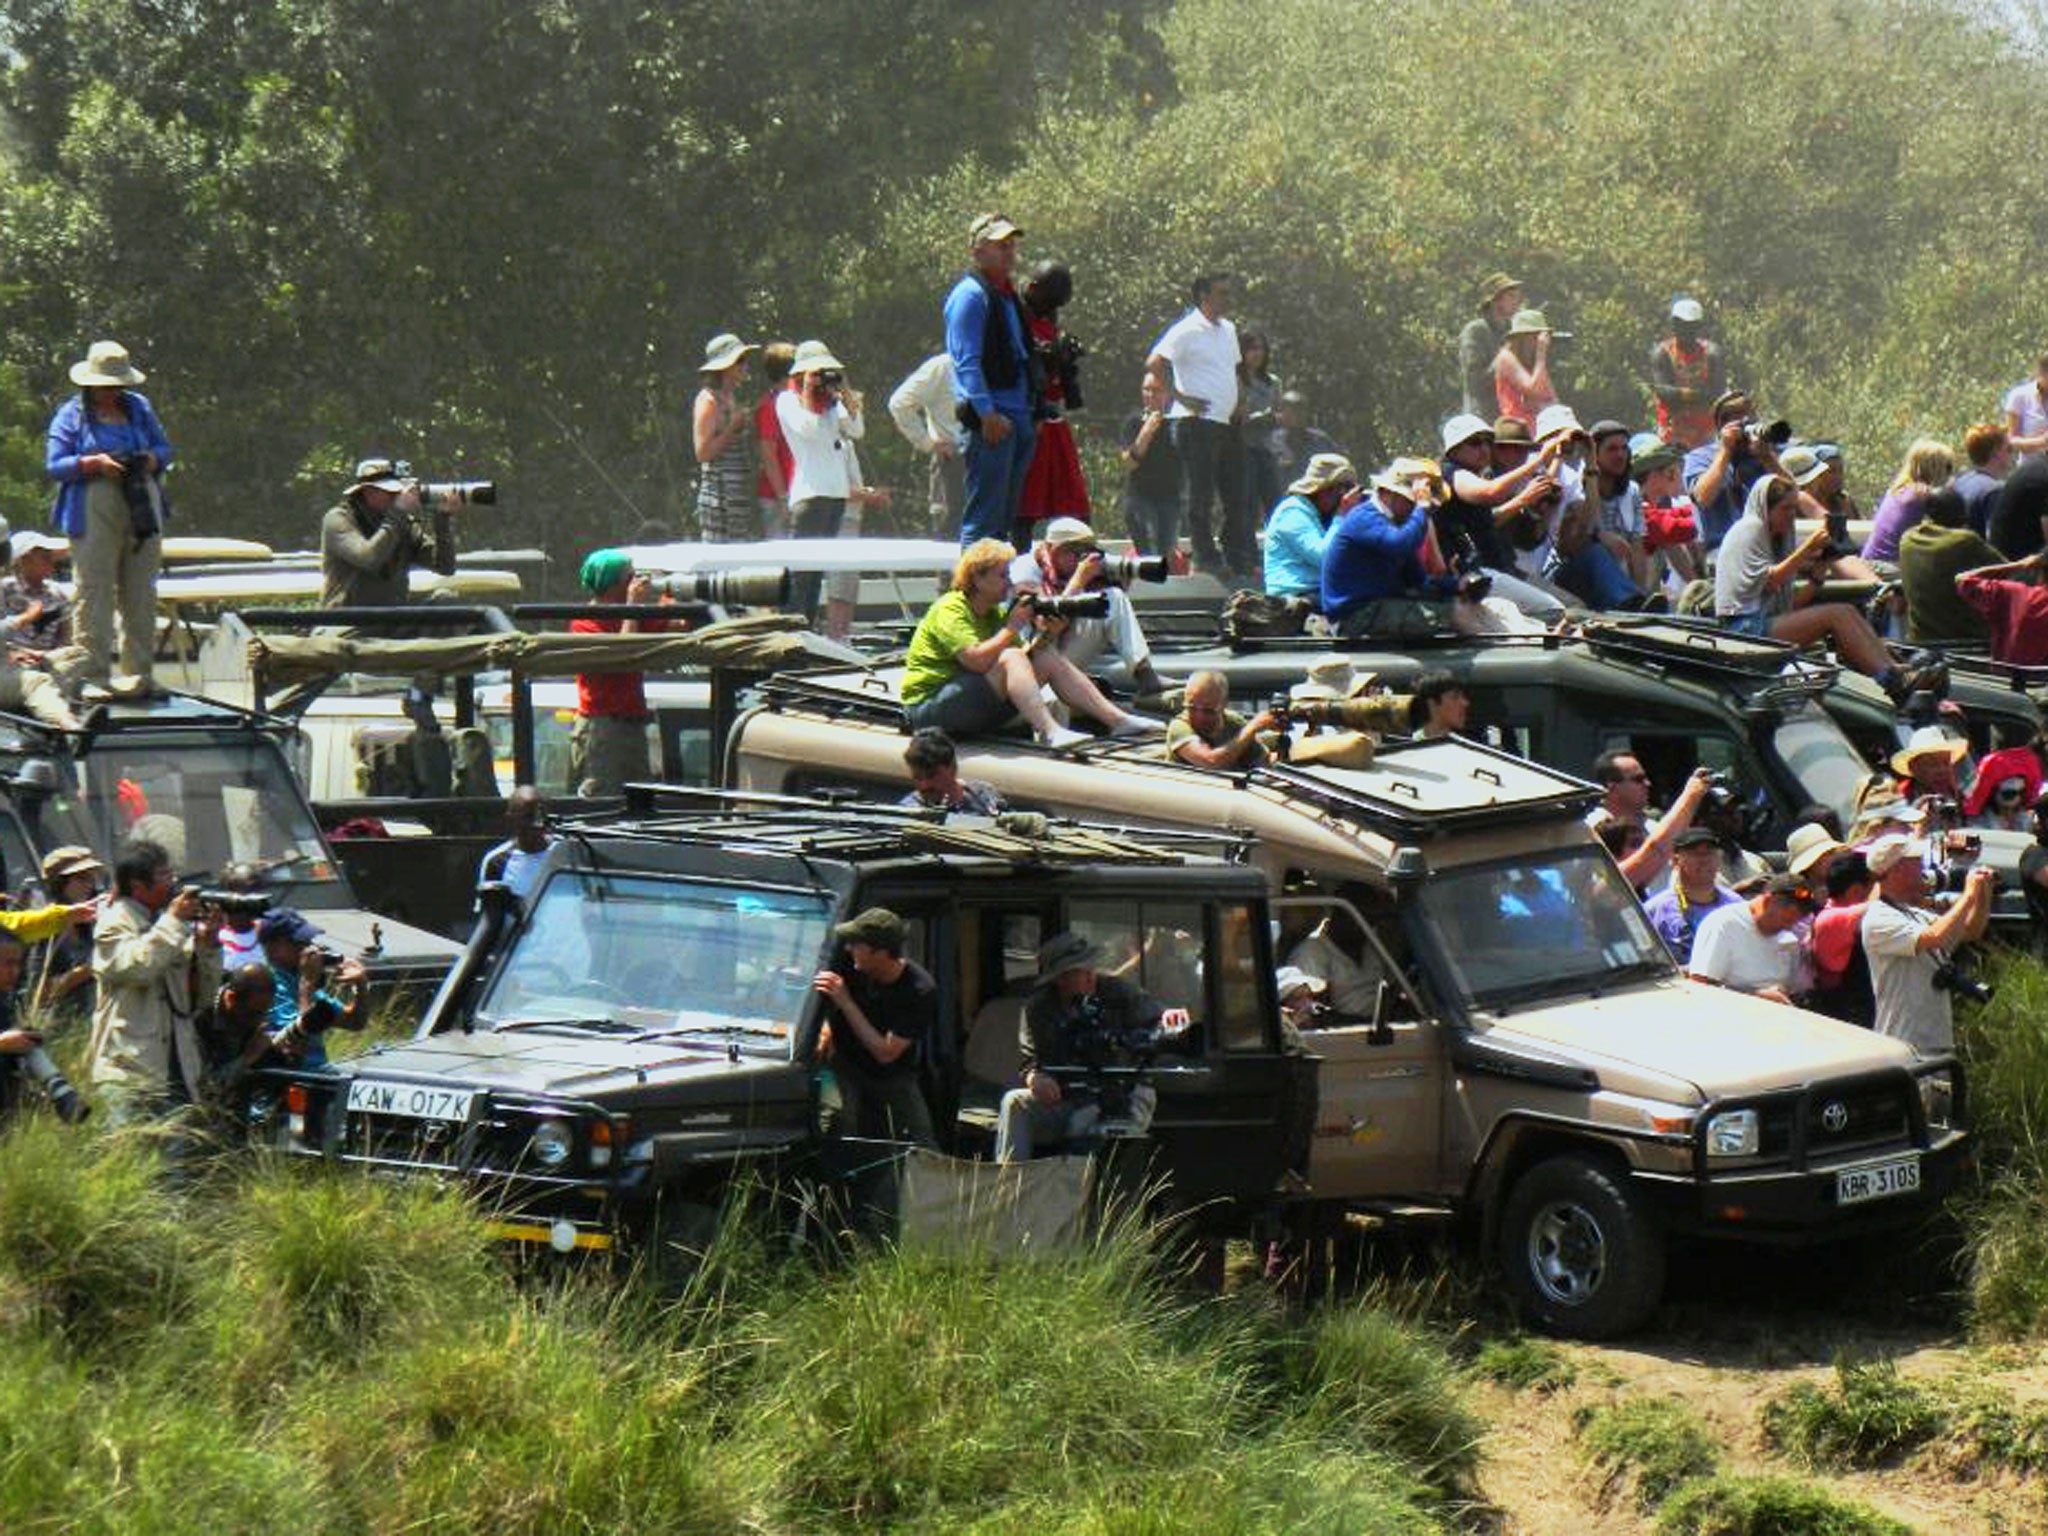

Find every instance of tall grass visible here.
[0,1111,1475,1532]
[1956,951,2048,1338]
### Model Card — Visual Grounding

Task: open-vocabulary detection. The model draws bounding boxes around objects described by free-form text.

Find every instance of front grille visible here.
[1718,1069,1920,1172]
[1805,1081,1911,1155]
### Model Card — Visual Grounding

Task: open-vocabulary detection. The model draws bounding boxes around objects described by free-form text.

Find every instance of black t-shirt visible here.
[1990,456,2048,559]
[1437,488,1514,571]
[830,958,936,1079]
[1120,412,1180,500]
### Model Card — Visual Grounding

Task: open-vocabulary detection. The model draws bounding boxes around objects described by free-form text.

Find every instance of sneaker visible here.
[1037,724,1091,750]
[1108,713,1164,737]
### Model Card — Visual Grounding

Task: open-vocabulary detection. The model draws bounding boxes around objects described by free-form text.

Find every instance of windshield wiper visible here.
[484,1017,640,1035]
[628,1021,790,1045]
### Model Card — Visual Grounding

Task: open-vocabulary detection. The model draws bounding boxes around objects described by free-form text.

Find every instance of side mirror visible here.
[1368,979,1396,1047]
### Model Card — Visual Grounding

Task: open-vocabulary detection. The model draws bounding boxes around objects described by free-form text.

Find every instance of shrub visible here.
[1760,1360,1944,1469]
[1655,1474,1913,1535]
[1474,1335,1577,1394]
[0,1116,192,1351]
[1288,1305,1485,1496]
[1575,1397,1719,1510]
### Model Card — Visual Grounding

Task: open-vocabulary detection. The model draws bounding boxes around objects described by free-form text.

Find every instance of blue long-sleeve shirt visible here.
[1320,493,1448,618]
[944,273,1030,420]
[1263,494,1336,600]
[45,390,173,537]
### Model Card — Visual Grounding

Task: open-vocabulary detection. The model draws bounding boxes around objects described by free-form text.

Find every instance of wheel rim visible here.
[1525,1198,1607,1307]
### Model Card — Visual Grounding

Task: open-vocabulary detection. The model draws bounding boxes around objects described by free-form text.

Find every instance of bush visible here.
[1957,951,2048,1339]
[0,1115,192,1351]
[1575,1397,1719,1510]
[1288,1305,1484,1495]
[1655,1474,1913,1536]
[1760,1360,1944,1469]
[1474,1335,1577,1394]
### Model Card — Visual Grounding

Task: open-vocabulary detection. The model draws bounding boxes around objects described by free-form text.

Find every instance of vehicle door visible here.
[1275,893,1445,1201]
[1063,893,1301,1202]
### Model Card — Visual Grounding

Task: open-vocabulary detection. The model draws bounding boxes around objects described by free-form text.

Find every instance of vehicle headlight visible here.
[1918,1071,1955,1131]
[1706,1109,1759,1158]
[530,1118,574,1168]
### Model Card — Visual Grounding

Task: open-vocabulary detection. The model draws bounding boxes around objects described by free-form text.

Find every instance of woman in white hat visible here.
[1492,309,1557,424]
[692,333,758,542]
[44,340,172,691]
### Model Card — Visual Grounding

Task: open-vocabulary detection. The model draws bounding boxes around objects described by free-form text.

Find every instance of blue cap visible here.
[258,908,321,947]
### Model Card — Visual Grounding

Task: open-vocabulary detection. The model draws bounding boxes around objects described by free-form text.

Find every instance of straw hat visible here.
[1889,725,1969,779]
[1290,655,1356,701]
[789,339,845,375]
[1785,822,1847,877]
[699,333,757,373]
[1370,456,1446,505]
[69,340,144,388]
[1287,453,1358,497]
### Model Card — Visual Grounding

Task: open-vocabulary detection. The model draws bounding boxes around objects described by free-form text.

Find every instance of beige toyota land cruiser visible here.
[728,668,1968,1338]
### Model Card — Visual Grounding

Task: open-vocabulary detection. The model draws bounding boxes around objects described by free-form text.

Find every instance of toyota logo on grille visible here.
[1820,1100,1850,1134]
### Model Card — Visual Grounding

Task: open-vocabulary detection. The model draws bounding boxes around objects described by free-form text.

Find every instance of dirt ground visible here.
[1469,1240,2048,1534]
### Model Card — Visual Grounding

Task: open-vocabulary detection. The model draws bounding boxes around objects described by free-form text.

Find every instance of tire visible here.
[1497,1154,1666,1340]
[640,1193,723,1294]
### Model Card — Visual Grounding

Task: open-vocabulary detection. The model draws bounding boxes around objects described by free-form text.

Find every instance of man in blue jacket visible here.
[944,213,1036,546]
[1320,459,1459,635]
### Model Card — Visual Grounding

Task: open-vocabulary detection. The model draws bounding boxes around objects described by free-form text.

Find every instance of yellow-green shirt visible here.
[902,591,1001,705]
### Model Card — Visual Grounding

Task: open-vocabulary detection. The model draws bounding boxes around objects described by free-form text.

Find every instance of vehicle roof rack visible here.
[575,783,1225,867]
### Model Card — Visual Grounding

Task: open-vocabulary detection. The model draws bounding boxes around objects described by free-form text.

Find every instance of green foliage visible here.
[1654,1475,1914,1536]
[1574,1397,1720,1511]
[1953,950,2048,1338]
[1760,1359,1944,1469]
[1285,1304,1484,1495]
[1474,1334,1577,1393]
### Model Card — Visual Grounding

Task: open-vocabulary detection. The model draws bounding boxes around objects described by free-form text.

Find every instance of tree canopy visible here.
[0,0,2041,572]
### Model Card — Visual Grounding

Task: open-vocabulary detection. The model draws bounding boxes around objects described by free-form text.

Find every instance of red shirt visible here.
[1810,900,1868,988]
[754,385,794,498]
[1958,572,2048,665]
[571,613,671,719]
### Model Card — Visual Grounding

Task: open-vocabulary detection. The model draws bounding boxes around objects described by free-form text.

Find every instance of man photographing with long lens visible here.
[319,456,465,609]
[569,548,681,797]
[1007,517,1168,697]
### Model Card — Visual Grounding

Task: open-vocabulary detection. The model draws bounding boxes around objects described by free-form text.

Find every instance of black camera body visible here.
[1932,956,1994,1005]
[1027,592,1111,622]
[1448,542,1493,601]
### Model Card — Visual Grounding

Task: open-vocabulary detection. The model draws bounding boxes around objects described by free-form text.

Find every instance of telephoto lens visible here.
[1028,592,1112,622]
[22,1046,89,1124]
[1104,552,1169,586]
[654,568,791,607]
[419,480,498,506]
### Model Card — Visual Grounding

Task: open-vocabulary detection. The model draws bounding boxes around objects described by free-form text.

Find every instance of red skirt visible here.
[1018,417,1091,522]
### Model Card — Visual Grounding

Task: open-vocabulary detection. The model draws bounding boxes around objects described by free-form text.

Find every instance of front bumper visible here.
[1635,1128,1971,1240]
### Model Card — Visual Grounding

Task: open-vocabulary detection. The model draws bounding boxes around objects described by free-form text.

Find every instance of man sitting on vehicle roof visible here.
[994,931,1189,1164]
[1008,517,1167,697]
[1166,669,1279,771]
[320,457,458,609]
[1262,453,1357,604]
[899,728,1006,816]
[570,549,679,798]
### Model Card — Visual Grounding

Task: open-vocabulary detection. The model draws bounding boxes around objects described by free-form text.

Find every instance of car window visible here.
[1067,898,1205,1017]
[1212,901,1268,1051]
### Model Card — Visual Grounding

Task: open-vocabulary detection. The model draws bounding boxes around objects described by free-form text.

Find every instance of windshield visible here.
[476,871,832,1044]
[1416,847,1671,1011]
[1773,703,1874,828]
[82,738,343,900]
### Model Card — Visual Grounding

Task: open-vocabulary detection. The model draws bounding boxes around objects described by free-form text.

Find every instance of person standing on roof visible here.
[889,351,965,538]
[569,549,678,798]
[45,340,172,696]
[1458,272,1522,417]
[1647,298,1726,451]
[946,213,1037,548]
[692,333,758,543]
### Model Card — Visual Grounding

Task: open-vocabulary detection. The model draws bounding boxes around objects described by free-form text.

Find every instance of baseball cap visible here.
[1864,835,1928,876]
[1671,297,1706,324]
[258,908,322,947]
[833,907,906,950]
[1275,965,1328,1000]
[1764,872,1820,909]
[969,212,1023,243]
[1673,827,1719,850]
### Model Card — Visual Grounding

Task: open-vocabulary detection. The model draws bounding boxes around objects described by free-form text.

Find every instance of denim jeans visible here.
[1548,541,1640,610]
[789,496,846,617]
[1122,488,1181,558]
[1171,419,1252,575]
[960,411,1036,546]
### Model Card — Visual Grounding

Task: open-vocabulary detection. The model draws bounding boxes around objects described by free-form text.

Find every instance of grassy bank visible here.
[0,1116,1483,1534]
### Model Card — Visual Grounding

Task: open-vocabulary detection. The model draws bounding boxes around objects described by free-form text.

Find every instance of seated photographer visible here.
[1862,833,1996,1056]
[1715,475,1925,701]
[44,340,172,692]
[0,927,90,1126]
[1007,517,1166,696]
[994,931,1190,1164]
[257,909,366,1072]
[901,538,1157,751]
[1167,669,1278,770]
[1435,414,1570,622]
[900,728,1007,816]
[1686,873,1818,1005]
[1,531,79,666]
[1527,407,1654,613]
[1262,453,1357,602]
[812,907,937,1147]
[195,962,290,1114]
[320,457,459,609]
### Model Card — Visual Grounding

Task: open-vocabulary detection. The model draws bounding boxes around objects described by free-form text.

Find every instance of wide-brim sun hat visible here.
[1040,517,1098,549]
[1506,308,1550,339]
[1287,453,1358,497]
[1785,822,1847,877]
[1036,932,1100,981]
[1439,413,1494,455]
[348,457,409,494]
[69,339,144,388]
[700,332,757,374]
[1533,404,1585,443]
[1480,272,1522,302]
[1890,725,1970,779]
[789,339,845,375]
[1370,456,1446,504]
[1291,655,1356,701]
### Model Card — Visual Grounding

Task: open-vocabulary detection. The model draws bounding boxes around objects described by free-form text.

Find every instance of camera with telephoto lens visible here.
[1026,591,1111,622]
[1932,956,1994,1005]
[196,886,271,921]
[1281,695,1414,735]
[21,1045,89,1123]
[389,460,497,507]
[651,567,790,608]
[1449,542,1493,601]
[1099,551,1169,587]
[1742,418,1794,452]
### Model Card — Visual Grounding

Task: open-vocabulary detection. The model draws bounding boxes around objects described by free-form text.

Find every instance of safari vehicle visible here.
[255,792,1312,1262]
[729,670,1969,1337]
[0,690,461,989]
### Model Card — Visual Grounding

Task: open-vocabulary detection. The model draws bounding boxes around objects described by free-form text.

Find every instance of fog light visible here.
[1707,1109,1759,1158]
[549,1220,578,1254]
[531,1118,573,1168]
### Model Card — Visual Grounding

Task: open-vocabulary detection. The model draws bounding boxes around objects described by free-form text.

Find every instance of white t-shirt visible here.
[1518,458,1584,579]
[776,390,864,503]
[1860,898,1951,1055]
[1152,310,1241,423]
[1688,902,1806,994]
[2005,379,2048,457]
